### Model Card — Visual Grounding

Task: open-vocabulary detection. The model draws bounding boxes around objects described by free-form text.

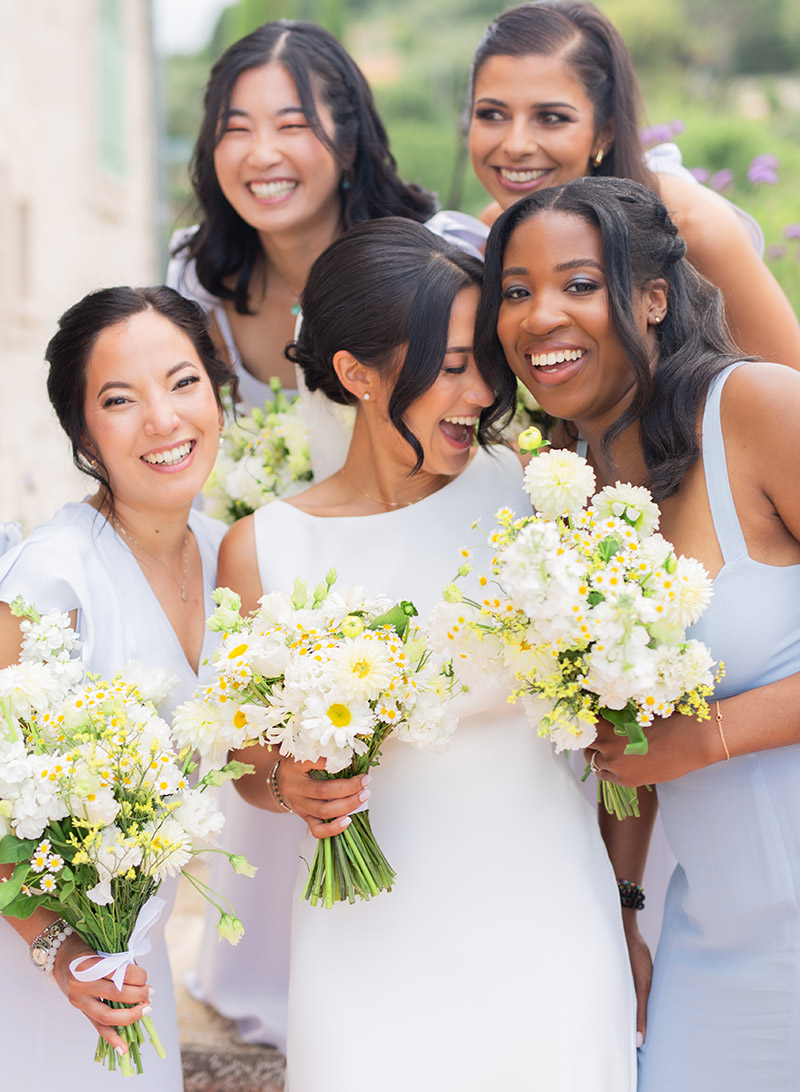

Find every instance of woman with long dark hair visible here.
[219,216,636,1091]
[468,0,800,368]
[0,286,229,1090]
[168,20,490,1050]
[478,174,800,1090]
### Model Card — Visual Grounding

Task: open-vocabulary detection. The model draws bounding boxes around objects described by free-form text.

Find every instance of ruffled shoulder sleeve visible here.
[0,507,95,614]
[424,210,489,260]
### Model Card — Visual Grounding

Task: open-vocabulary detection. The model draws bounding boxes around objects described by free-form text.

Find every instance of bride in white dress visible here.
[218,218,636,1090]
[0,287,227,1090]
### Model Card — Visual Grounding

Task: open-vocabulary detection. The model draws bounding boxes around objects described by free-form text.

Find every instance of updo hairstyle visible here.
[46,286,230,493]
[287,218,509,470]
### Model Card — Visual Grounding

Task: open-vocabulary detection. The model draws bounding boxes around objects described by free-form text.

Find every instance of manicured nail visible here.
[340,816,351,829]
[116,1046,126,1056]
[636,1031,644,1048]
[142,1005,153,1016]
[148,987,155,998]
[358,788,371,802]
[361,774,372,786]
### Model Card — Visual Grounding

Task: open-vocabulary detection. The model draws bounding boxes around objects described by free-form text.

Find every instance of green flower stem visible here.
[142,1013,166,1058]
[302,809,395,908]
[599,781,641,820]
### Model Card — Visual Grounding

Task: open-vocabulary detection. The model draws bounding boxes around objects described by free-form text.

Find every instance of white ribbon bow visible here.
[69,895,166,991]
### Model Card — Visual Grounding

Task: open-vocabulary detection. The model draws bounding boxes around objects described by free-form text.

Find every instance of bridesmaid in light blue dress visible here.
[0,286,228,1091]
[478,175,800,1089]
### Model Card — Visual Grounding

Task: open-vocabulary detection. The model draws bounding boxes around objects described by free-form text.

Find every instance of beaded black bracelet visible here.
[617,879,645,911]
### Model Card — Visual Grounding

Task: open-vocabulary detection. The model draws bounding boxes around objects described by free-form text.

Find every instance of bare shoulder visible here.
[719,361,800,444]
[0,601,23,669]
[217,515,262,613]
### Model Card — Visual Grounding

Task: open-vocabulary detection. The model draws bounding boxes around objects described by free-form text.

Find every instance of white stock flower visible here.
[523,449,596,518]
[394,690,457,751]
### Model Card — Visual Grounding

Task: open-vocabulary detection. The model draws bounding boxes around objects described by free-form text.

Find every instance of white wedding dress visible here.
[248,446,635,1091]
[0,503,225,1091]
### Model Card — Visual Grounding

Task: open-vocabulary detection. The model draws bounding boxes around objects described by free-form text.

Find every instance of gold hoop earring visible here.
[592,148,604,169]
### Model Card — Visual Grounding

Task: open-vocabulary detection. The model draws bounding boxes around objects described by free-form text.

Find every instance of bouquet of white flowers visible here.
[181,575,463,908]
[202,380,314,522]
[0,599,254,1076]
[431,430,717,819]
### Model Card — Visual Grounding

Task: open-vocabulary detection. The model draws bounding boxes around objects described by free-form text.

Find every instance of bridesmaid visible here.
[467,0,800,367]
[0,286,228,1091]
[167,18,488,1053]
[477,174,800,1089]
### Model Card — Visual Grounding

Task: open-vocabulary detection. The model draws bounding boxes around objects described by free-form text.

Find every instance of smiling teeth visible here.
[443,416,478,426]
[142,442,192,465]
[500,168,548,183]
[249,180,297,199]
[529,349,584,368]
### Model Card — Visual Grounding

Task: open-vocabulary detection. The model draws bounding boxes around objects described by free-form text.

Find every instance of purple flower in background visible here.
[640,120,685,149]
[709,169,734,192]
[747,154,779,184]
[766,244,787,260]
[689,167,710,184]
[783,224,800,239]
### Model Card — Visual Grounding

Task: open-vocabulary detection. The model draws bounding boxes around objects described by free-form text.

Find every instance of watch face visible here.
[31,945,49,966]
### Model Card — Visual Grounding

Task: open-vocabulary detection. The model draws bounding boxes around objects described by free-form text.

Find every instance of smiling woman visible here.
[0,286,229,1092]
[211,217,637,1092]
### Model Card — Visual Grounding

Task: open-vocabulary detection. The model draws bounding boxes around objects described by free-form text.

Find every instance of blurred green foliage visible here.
[162,0,800,308]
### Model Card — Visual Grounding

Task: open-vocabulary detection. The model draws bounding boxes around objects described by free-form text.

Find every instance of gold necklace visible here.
[113,519,190,602]
[337,468,449,510]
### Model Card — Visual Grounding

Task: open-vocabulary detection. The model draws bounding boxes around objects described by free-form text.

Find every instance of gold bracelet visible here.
[715,701,730,762]
[268,758,293,813]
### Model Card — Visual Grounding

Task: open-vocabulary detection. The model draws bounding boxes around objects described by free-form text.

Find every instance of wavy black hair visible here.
[46,286,230,498]
[469,0,656,187]
[178,20,437,316]
[476,176,746,500]
[287,218,506,471]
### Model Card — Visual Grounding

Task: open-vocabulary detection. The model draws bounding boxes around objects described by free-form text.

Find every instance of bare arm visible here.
[658,174,800,369]
[217,517,369,835]
[595,787,659,1044]
[1,610,148,1052]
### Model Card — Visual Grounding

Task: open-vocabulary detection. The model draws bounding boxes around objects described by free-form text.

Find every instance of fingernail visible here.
[116,1046,126,1056]
[142,1005,153,1016]
[361,774,372,786]
[340,816,351,829]
[148,987,155,998]
[636,1031,644,1048]
[358,788,371,802]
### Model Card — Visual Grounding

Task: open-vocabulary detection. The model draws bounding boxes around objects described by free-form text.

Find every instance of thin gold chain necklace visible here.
[113,519,190,602]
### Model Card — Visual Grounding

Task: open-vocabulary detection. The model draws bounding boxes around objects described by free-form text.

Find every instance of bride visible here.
[217,217,636,1090]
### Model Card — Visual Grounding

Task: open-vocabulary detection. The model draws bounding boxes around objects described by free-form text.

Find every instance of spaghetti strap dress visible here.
[638,363,800,1090]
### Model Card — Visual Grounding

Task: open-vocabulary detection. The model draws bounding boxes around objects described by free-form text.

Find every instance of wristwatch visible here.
[29,918,73,975]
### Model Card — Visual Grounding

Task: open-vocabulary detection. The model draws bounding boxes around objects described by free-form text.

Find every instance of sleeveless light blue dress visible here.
[638,363,800,1090]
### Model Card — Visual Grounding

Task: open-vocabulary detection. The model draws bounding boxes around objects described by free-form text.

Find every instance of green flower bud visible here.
[230,854,257,877]
[217,912,246,945]
[340,615,364,638]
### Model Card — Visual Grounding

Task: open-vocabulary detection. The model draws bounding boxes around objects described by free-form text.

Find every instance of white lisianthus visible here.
[120,661,179,709]
[168,788,226,843]
[217,911,246,945]
[592,482,660,536]
[523,448,596,518]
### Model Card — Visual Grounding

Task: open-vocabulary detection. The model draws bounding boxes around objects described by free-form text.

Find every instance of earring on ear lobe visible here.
[592,148,604,169]
[362,392,371,401]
